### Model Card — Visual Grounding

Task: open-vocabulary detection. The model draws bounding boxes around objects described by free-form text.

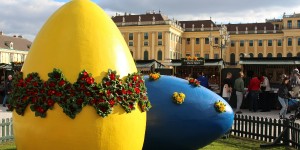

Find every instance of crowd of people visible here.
[220,68,300,119]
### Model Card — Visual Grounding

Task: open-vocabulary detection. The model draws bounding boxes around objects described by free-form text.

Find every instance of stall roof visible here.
[0,63,11,69]
[239,57,300,65]
[166,59,225,67]
[135,59,165,68]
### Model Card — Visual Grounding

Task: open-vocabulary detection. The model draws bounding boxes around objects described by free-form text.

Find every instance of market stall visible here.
[165,58,225,93]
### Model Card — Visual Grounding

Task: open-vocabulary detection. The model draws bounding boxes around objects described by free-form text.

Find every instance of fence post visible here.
[283,119,290,146]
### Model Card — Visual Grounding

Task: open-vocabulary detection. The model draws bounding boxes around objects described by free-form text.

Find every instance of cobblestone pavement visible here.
[0,106,12,120]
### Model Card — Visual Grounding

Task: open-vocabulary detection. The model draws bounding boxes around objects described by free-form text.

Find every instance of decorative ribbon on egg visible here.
[8,69,152,119]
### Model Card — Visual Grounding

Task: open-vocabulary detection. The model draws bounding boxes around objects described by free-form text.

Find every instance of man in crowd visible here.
[197,72,209,88]
[2,75,12,107]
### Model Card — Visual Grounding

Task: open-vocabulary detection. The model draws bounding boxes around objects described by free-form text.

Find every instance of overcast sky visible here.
[1,0,300,41]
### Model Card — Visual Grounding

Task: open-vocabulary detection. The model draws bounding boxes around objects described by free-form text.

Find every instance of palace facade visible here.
[112,12,300,67]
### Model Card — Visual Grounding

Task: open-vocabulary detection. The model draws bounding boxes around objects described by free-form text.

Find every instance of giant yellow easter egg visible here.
[12,0,147,150]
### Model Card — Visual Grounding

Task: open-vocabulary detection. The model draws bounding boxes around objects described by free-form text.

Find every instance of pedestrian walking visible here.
[277,77,291,119]
[2,75,12,107]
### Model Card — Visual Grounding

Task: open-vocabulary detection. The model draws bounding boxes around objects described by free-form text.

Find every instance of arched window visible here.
[249,53,254,58]
[239,53,244,58]
[297,52,300,57]
[230,53,235,65]
[157,50,162,60]
[287,52,293,57]
[144,51,149,60]
[267,53,272,58]
[277,53,282,58]
[258,53,263,58]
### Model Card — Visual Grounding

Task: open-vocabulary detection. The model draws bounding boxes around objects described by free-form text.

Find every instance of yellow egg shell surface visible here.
[13,0,146,150]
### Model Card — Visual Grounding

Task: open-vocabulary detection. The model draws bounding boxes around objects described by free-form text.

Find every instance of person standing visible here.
[290,68,300,98]
[222,72,233,102]
[260,73,271,112]
[2,75,12,107]
[234,72,245,114]
[197,72,209,88]
[248,74,261,112]
[277,77,291,119]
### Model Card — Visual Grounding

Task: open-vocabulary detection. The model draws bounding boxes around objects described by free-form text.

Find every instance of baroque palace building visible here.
[112,12,300,67]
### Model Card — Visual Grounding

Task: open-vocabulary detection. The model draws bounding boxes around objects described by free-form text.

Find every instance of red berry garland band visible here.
[8,69,152,119]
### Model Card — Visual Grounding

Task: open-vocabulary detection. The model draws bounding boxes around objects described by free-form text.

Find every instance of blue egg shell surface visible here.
[143,75,234,150]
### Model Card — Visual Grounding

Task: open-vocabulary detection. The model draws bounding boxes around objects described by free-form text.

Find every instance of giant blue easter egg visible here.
[143,75,234,150]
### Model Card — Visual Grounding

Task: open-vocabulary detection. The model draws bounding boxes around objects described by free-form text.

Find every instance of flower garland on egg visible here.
[8,69,152,119]
[214,100,226,113]
[149,72,160,81]
[172,92,185,104]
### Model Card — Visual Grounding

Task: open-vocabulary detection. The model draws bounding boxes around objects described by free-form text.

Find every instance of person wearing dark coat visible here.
[277,77,291,119]
[2,75,12,107]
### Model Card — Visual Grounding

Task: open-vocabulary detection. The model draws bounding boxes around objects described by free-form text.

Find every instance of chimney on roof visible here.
[124,12,127,16]
[236,26,239,34]
[192,24,195,31]
[201,24,204,31]
[254,26,257,34]
[153,10,155,14]
[18,35,22,38]
[122,17,125,23]
[264,26,266,33]
[245,27,248,34]
[159,10,161,14]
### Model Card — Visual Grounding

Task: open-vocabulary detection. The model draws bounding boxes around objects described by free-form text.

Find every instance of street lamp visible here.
[208,24,230,59]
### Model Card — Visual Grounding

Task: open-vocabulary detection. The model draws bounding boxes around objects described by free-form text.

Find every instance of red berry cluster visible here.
[8,69,151,119]
[188,78,201,87]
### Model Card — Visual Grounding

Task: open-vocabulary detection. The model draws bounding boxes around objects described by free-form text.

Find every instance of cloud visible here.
[1,0,300,42]
[99,0,300,23]
[0,0,63,41]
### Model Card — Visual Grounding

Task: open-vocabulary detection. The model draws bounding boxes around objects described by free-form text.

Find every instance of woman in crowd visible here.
[260,73,271,112]
[222,72,233,102]
[277,77,291,119]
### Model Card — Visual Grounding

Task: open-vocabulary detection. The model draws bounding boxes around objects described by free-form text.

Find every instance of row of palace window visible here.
[231,38,300,47]
[184,52,298,60]
[186,38,213,45]
[130,50,163,60]
[128,32,163,47]
[130,50,183,60]
[287,20,300,29]
[128,32,163,41]
[129,41,163,46]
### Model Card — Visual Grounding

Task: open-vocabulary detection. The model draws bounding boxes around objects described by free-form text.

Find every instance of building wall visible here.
[119,24,183,63]
[116,13,300,67]
[0,49,28,64]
